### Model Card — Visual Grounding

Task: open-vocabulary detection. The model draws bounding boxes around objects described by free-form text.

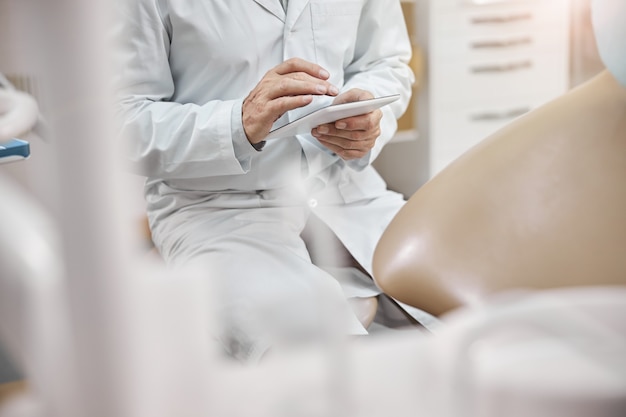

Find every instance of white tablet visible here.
[265,94,400,140]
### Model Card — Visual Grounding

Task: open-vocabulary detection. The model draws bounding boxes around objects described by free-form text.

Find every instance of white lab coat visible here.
[114,0,415,360]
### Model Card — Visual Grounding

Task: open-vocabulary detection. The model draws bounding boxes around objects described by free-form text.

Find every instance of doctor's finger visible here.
[316,133,376,150]
[269,94,318,116]
[274,58,331,81]
[312,125,376,148]
[313,126,366,142]
[312,123,380,142]
[316,138,371,161]
[283,71,339,93]
[333,109,383,132]
[268,76,339,99]
[332,88,374,105]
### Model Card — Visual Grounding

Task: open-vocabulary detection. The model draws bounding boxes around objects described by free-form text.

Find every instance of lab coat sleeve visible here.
[342,0,414,171]
[112,0,256,179]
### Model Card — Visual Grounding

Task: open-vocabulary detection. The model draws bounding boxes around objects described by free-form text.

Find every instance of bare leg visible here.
[301,214,379,329]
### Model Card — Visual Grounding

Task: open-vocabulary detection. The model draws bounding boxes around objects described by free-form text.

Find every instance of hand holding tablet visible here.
[265,94,400,140]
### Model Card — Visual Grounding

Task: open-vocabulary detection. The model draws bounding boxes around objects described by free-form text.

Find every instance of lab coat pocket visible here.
[310,1,363,72]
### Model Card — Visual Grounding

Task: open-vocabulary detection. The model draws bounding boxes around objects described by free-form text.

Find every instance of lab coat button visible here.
[308,198,318,208]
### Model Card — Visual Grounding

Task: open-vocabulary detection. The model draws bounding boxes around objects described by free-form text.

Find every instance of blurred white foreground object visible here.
[0,88,38,142]
[1,174,625,417]
[429,288,626,417]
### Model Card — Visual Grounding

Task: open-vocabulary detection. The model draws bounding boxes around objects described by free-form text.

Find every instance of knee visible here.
[348,296,378,329]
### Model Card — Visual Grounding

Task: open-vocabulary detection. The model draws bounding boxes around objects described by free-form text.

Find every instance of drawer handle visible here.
[464,0,528,6]
[471,13,533,24]
[470,60,532,73]
[471,37,532,49]
[470,107,530,121]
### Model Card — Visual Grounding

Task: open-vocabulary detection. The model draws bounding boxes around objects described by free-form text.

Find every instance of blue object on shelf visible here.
[0,138,30,164]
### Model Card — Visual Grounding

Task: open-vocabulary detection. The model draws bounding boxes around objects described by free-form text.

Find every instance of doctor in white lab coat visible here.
[114,0,414,360]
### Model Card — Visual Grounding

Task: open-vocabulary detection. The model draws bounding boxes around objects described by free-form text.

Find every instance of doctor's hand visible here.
[242,58,339,145]
[311,89,383,161]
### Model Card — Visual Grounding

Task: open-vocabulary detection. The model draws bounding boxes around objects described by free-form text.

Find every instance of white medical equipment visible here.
[0,1,624,416]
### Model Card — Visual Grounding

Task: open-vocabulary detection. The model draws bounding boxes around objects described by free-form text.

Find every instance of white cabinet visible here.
[375,0,571,197]
[420,0,571,177]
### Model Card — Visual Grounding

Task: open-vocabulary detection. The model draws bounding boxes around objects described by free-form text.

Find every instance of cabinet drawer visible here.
[428,0,569,39]
[430,51,569,104]
[429,27,567,62]
[431,96,551,143]
[430,0,541,11]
